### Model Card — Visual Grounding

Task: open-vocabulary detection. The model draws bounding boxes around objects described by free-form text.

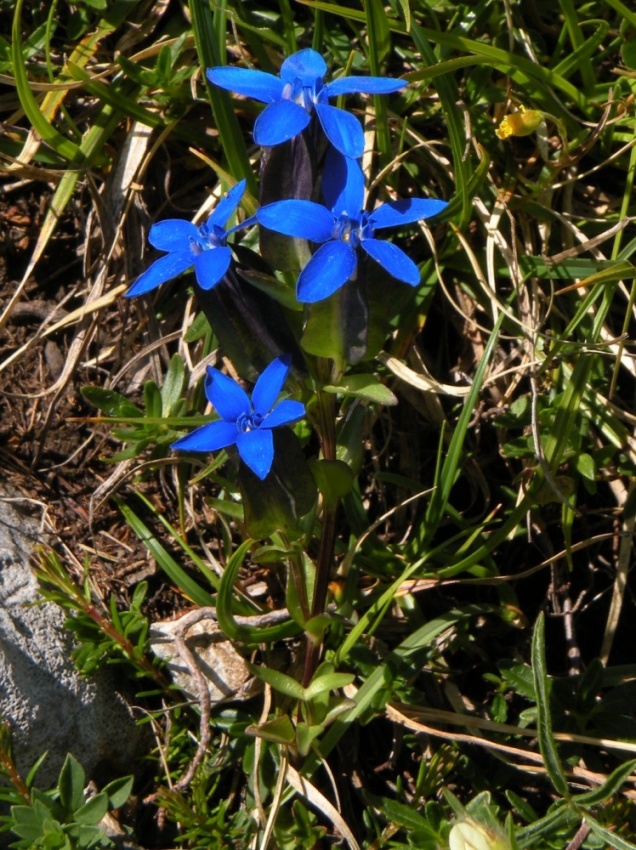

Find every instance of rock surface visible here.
[0,490,145,791]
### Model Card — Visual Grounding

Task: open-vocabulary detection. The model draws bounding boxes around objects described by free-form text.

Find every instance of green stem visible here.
[302,364,339,686]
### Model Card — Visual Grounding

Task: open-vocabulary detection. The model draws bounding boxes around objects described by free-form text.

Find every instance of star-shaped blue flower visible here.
[207,49,406,159]
[171,355,305,480]
[256,152,448,303]
[126,179,248,297]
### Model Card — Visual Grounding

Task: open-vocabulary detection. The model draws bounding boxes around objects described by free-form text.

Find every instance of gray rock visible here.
[0,491,145,792]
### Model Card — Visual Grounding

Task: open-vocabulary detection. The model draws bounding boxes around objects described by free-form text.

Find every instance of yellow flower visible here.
[495,107,543,139]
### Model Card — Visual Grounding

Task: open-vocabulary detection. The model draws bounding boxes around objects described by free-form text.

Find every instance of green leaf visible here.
[423,314,504,546]
[189,0,255,192]
[115,497,214,607]
[58,754,85,814]
[73,792,108,825]
[183,310,211,343]
[498,660,535,700]
[9,804,50,841]
[575,759,636,806]
[81,386,142,418]
[161,354,185,416]
[323,373,397,405]
[144,382,162,419]
[394,0,411,29]
[247,663,306,701]
[102,775,133,810]
[585,817,636,850]
[216,539,301,644]
[309,459,354,509]
[246,714,296,745]
[622,36,636,69]
[11,0,83,164]
[366,795,440,838]
[25,751,50,788]
[365,0,391,61]
[531,613,569,798]
[574,452,596,482]
[301,292,346,366]
[296,722,324,757]
[304,671,355,701]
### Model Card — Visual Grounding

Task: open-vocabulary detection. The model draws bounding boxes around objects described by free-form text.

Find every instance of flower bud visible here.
[448,819,510,850]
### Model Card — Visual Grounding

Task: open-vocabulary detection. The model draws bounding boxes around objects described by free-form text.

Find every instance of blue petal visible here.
[236,429,274,480]
[206,67,284,103]
[324,76,406,97]
[208,179,247,228]
[314,102,364,159]
[369,198,448,230]
[361,238,420,286]
[205,367,250,421]
[171,419,238,453]
[148,220,198,252]
[126,251,193,297]
[257,200,334,242]
[322,147,365,216]
[297,240,357,303]
[254,100,310,146]
[251,355,291,416]
[194,246,232,291]
[263,399,306,428]
[280,49,327,86]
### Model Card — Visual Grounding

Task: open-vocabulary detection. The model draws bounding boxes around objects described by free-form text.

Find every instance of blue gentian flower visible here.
[207,49,406,159]
[171,355,305,480]
[256,152,448,303]
[126,179,248,297]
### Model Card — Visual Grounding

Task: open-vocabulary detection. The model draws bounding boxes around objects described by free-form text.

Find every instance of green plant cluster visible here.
[0,747,132,850]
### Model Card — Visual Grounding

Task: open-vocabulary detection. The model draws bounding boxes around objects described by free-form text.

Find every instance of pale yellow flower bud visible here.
[448,819,510,850]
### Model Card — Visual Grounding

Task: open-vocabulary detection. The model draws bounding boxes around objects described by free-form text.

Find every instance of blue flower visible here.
[171,355,305,480]
[256,152,448,303]
[126,179,248,297]
[207,48,406,159]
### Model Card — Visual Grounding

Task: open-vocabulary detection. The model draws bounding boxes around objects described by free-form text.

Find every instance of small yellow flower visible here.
[449,819,511,850]
[495,107,544,139]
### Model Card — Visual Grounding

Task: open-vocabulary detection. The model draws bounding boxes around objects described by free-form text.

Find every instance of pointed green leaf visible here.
[161,354,185,416]
[575,759,636,806]
[304,671,355,701]
[585,817,636,850]
[246,714,296,745]
[324,373,397,405]
[81,386,142,418]
[73,792,108,825]
[531,613,569,798]
[247,662,305,701]
[296,722,324,756]
[102,775,134,810]
[58,754,85,813]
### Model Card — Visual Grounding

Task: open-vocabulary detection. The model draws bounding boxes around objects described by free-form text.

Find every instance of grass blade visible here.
[115,496,215,608]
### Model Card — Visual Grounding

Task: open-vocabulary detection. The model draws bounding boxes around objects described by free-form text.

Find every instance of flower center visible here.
[332,212,370,248]
[236,411,264,433]
[190,222,227,255]
[282,76,325,112]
